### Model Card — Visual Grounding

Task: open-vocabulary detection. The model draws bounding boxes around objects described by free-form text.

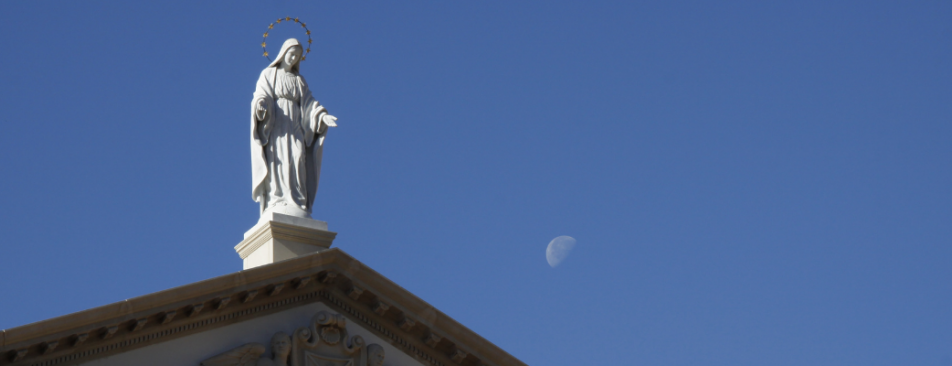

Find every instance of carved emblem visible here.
[201,311,385,366]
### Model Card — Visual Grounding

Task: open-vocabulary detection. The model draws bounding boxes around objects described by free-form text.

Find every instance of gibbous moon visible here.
[546,236,576,268]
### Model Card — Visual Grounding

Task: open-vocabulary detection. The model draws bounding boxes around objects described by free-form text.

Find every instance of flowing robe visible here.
[251,67,327,216]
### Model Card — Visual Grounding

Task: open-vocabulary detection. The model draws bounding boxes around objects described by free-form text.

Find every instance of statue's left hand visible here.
[322,114,338,128]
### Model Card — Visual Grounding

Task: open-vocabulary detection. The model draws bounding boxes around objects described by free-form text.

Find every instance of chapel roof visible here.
[0,249,525,366]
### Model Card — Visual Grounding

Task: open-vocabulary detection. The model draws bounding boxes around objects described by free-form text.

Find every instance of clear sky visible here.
[1,1,950,365]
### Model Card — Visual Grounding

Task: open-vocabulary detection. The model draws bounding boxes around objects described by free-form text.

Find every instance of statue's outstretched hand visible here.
[255,99,268,120]
[322,114,338,128]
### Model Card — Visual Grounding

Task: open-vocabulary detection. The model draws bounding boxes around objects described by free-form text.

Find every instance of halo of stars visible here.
[262,17,312,62]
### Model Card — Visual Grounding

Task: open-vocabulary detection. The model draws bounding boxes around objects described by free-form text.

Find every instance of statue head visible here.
[269,38,304,72]
[271,332,292,359]
[367,344,385,366]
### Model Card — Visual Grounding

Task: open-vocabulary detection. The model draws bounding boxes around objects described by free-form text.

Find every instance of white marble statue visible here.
[251,38,338,219]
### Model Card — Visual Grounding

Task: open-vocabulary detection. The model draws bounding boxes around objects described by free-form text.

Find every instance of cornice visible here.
[0,249,524,366]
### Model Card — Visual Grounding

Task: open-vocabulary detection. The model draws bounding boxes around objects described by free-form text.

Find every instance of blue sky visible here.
[1,1,951,365]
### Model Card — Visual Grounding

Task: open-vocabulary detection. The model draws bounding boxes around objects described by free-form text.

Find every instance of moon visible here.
[546,236,576,268]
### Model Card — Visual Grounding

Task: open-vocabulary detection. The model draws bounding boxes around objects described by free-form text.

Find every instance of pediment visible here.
[0,249,523,366]
[97,305,422,366]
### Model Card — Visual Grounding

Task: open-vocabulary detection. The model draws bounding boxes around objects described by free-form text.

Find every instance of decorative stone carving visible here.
[130,318,148,332]
[398,317,416,332]
[72,333,89,347]
[372,301,390,316]
[10,348,27,362]
[216,297,232,310]
[202,334,287,366]
[424,332,442,347]
[347,286,364,300]
[101,325,118,340]
[42,341,59,355]
[451,349,467,363]
[319,271,338,284]
[190,303,205,316]
[270,283,286,296]
[201,311,384,366]
[366,344,385,366]
[294,276,312,289]
[244,290,260,303]
[162,310,178,324]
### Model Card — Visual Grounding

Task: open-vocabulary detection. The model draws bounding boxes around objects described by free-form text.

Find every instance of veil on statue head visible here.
[269,38,304,72]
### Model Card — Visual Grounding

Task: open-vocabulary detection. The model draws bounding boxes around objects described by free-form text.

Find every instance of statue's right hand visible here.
[255,99,267,120]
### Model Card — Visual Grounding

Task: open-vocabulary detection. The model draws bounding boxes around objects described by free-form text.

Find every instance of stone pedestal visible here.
[235,212,337,269]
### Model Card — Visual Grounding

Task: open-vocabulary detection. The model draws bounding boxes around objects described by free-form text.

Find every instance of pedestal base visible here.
[235,212,337,269]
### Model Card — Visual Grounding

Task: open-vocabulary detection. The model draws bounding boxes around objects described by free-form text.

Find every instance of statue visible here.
[251,38,338,220]
[201,311,385,366]
[264,333,292,366]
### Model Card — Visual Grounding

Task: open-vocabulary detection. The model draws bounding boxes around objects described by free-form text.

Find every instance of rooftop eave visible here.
[0,249,525,366]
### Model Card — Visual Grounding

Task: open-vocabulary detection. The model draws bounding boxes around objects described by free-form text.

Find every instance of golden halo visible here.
[261,17,313,62]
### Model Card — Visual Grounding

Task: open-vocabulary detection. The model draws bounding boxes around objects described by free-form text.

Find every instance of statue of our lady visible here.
[250,38,337,219]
